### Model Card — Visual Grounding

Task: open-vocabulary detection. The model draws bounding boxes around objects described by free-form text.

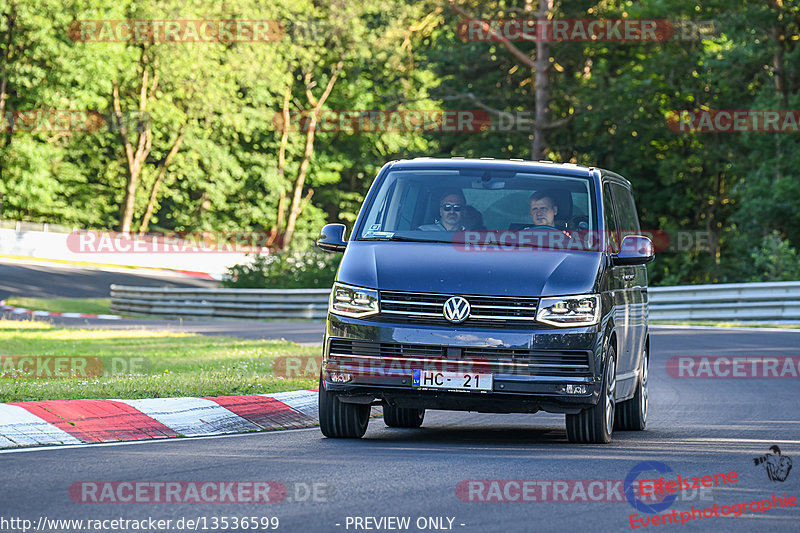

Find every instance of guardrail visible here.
[110,281,800,322]
[647,281,800,321]
[110,285,330,319]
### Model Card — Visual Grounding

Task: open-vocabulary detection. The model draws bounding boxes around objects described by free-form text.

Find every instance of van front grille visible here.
[376,290,539,328]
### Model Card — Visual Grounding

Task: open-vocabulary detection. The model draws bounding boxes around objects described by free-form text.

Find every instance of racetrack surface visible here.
[1,258,324,344]
[2,328,799,533]
[0,259,217,299]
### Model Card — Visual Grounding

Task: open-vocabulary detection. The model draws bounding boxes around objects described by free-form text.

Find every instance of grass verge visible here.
[5,297,113,316]
[0,320,319,402]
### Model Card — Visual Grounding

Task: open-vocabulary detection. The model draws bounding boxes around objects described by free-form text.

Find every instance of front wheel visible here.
[383,405,425,428]
[615,346,648,430]
[566,345,616,444]
[319,378,370,438]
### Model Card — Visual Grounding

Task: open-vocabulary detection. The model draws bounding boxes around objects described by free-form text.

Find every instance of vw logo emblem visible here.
[443,296,471,324]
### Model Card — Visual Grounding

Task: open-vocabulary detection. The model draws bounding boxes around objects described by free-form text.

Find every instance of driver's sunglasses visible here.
[440,203,463,212]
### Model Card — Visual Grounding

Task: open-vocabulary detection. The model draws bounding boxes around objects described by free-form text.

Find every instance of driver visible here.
[528,191,558,227]
[418,189,467,231]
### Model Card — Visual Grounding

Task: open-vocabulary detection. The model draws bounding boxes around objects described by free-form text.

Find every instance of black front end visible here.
[320,291,609,415]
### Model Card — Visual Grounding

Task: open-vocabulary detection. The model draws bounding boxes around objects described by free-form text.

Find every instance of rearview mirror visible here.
[316,223,347,253]
[613,235,654,266]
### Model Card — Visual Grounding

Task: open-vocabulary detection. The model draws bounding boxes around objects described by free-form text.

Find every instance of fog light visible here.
[330,372,352,383]
[565,384,587,394]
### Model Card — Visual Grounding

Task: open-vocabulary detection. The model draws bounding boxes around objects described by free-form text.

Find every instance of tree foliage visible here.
[1,0,799,284]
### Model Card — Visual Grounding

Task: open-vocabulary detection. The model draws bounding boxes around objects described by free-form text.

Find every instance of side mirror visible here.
[613,235,654,266]
[316,223,347,253]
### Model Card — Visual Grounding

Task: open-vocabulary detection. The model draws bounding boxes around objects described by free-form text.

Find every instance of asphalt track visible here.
[0,260,217,299]
[0,259,325,344]
[2,327,799,533]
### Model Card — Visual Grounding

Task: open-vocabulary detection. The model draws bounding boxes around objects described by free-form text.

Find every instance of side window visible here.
[602,183,619,253]
[610,183,641,240]
[360,179,396,235]
[392,181,422,230]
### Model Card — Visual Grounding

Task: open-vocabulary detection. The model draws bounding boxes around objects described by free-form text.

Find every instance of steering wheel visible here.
[523,224,560,231]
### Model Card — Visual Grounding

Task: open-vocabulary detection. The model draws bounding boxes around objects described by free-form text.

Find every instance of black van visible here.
[315,158,653,443]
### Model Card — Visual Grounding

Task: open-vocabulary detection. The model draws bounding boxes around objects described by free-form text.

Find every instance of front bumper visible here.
[321,314,606,415]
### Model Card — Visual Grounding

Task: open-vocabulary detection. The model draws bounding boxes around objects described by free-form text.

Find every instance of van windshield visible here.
[357,167,599,250]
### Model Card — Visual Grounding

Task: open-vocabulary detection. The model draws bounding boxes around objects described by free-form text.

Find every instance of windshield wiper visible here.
[388,235,450,243]
[363,234,449,243]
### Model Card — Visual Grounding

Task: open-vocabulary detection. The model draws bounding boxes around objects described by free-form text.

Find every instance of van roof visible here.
[390,157,593,174]
[387,158,631,187]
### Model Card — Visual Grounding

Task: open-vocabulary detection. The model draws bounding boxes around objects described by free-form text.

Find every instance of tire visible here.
[615,346,648,431]
[383,405,425,428]
[566,345,616,444]
[318,378,370,438]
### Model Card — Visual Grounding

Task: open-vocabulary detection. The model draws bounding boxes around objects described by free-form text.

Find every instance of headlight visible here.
[537,294,600,327]
[329,283,379,318]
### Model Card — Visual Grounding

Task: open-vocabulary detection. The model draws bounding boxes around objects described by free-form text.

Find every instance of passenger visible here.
[524,191,573,245]
[527,191,558,227]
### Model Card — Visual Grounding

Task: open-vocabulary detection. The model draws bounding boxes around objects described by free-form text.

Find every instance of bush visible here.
[746,231,800,282]
[222,248,341,289]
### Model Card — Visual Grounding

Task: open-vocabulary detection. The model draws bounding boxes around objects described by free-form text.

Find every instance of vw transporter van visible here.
[315,158,654,443]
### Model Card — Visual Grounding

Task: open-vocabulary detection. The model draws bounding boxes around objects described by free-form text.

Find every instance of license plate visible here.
[412,370,493,391]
